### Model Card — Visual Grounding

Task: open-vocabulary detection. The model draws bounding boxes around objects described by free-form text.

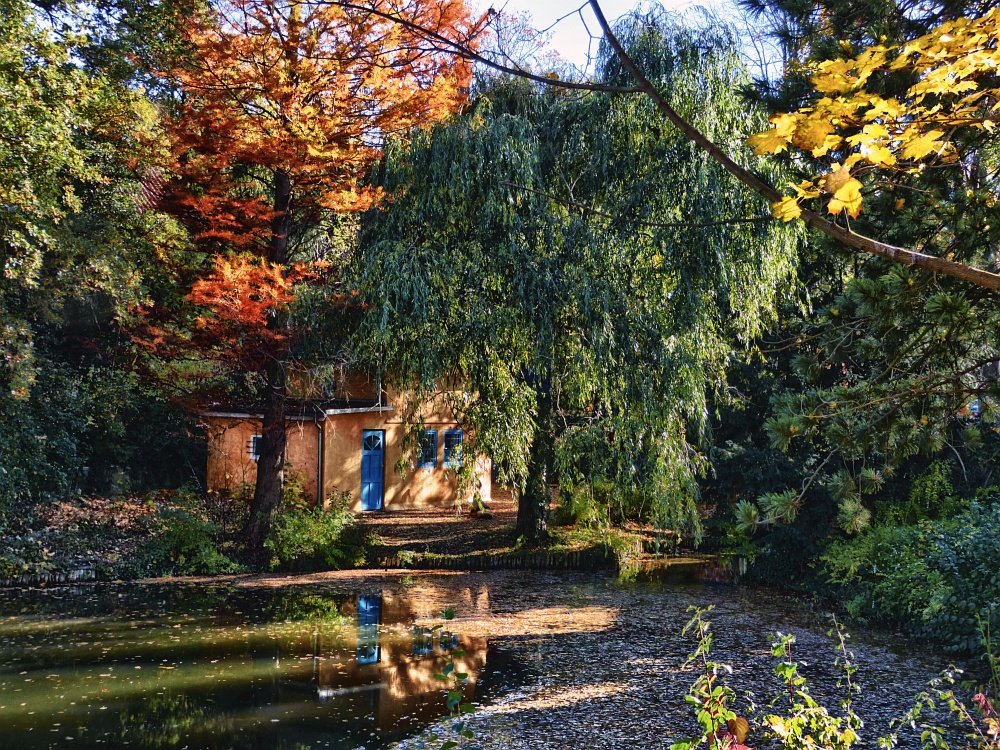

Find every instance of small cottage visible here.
[203,374,491,512]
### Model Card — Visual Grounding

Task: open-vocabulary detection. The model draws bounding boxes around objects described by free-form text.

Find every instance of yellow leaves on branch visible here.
[772,196,802,222]
[771,166,862,222]
[747,8,1000,221]
[824,166,863,218]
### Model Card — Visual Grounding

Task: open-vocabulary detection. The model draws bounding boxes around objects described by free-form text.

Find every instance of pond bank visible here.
[388,569,959,750]
[0,568,965,750]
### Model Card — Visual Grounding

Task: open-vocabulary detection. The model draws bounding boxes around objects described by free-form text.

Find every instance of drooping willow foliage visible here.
[354,9,802,539]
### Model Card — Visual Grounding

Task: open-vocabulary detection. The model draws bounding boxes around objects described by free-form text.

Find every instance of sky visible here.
[474,0,734,70]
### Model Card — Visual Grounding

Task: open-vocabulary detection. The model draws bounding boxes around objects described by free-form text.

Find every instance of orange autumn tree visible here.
[160,0,476,555]
[186,256,309,370]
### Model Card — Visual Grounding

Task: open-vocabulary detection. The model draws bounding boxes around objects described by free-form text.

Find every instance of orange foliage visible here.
[185,255,322,369]
[140,0,476,407]
[161,0,477,253]
[189,256,295,333]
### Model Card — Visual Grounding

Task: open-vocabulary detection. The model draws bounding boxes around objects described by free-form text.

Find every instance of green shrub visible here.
[264,492,370,572]
[554,479,661,529]
[0,531,56,580]
[874,459,967,527]
[135,492,241,577]
[822,501,1000,653]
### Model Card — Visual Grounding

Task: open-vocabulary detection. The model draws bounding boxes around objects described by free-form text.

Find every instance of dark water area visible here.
[0,566,972,750]
[0,578,521,750]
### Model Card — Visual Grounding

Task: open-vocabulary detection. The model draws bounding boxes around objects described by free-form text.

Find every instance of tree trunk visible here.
[516,389,552,542]
[244,357,288,556]
[269,168,292,264]
[243,168,293,560]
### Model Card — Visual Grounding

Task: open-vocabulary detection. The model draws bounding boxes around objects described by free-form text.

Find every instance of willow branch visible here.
[499,181,771,228]
[586,0,1000,291]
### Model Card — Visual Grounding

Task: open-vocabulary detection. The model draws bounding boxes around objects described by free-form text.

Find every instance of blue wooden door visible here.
[360,430,384,511]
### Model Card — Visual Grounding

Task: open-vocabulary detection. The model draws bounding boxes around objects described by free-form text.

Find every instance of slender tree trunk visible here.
[269,168,292,265]
[243,168,293,559]
[516,388,552,542]
[245,357,288,554]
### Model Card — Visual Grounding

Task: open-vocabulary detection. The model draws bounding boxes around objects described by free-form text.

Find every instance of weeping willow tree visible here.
[354,10,802,542]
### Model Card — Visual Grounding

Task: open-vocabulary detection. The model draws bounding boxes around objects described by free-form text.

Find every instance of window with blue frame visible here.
[418,430,437,468]
[443,429,464,467]
[249,435,263,461]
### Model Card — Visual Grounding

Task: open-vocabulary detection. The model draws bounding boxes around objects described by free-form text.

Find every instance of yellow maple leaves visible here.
[772,196,802,222]
[825,168,863,218]
[748,8,1000,222]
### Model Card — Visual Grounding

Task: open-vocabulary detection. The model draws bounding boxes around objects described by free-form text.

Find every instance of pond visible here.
[0,566,969,750]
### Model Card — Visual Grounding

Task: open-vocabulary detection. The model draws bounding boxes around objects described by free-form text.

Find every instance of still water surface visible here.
[0,567,966,750]
[0,576,517,750]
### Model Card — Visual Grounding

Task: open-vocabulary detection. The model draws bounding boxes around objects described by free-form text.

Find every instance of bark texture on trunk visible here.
[244,357,287,556]
[243,168,293,560]
[516,389,551,542]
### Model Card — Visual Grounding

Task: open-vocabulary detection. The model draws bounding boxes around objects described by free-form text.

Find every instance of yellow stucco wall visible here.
[323,409,492,512]
[205,416,320,502]
[204,404,492,512]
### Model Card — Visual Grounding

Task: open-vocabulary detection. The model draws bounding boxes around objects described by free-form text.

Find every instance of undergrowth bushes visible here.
[133,495,241,577]
[0,479,372,580]
[822,500,1000,653]
[264,488,372,572]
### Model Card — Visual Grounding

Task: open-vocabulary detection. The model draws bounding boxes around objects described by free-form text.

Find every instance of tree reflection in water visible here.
[0,584,492,750]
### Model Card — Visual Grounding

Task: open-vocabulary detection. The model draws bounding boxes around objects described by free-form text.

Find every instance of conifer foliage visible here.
[162,0,476,251]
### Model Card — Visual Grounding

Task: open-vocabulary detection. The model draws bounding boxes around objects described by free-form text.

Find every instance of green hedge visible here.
[823,501,1000,653]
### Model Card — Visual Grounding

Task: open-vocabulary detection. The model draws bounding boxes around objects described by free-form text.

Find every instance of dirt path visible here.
[358,491,518,557]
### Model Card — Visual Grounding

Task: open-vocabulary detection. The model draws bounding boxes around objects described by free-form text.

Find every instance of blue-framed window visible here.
[249,435,263,461]
[418,430,437,469]
[443,430,464,468]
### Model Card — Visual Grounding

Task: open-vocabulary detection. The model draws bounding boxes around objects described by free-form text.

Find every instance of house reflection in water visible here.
[412,625,434,656]
[357,594,381,665]
[277,591,488,735]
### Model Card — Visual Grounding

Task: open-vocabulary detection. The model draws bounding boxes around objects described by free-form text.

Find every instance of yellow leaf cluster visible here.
[748,8,1000,220]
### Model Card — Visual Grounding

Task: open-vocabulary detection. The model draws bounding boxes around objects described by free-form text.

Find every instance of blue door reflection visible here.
[357,594,382,665]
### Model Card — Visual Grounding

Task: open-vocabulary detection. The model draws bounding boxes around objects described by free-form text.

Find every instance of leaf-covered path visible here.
[358,492,518,559]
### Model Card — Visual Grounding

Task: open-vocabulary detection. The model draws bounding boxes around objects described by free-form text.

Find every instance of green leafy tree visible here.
[727,0,1000,537]
[355,11,800,542]
[0,0,197,520]
[0,0,170,397]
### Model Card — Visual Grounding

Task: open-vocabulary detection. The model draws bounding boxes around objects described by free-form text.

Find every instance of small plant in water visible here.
[425,607,478,750]
[761,625,862,750]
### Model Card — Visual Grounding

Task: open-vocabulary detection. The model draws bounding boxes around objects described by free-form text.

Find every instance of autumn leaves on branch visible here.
[153,0,477,381]
[749,9,1000,224]
[163,0,476,252]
